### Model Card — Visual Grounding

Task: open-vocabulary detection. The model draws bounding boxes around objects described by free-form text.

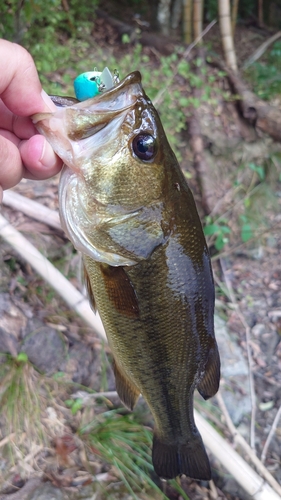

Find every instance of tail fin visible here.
[152,433,211,480]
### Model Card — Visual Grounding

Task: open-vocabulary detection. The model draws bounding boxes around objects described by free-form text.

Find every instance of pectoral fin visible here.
[197,342,220,400]
[113,359,140,411]
[101,264,139,318]
[83,266,97,313]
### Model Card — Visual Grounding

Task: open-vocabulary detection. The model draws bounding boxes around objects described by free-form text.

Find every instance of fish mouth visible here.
[33,71,143,138]
[32,71,144,172]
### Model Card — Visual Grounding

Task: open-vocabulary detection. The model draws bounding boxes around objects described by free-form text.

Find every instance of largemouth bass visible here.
[33,71,220,480]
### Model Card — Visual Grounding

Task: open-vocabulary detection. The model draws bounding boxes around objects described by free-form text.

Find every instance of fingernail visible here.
[40,139,57,168]
[41,89,57,112]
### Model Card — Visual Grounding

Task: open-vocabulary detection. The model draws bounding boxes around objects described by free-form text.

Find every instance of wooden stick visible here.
[2,190,61,231]
[216,391,281,497]
[195,409,281,500]
[0,214,106,342]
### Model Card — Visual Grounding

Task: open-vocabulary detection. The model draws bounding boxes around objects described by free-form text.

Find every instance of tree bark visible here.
[157,0,172,35]
[231,0,239,36]
[193,0,203,39]
[218,0,237,71]
[183,0,193,43]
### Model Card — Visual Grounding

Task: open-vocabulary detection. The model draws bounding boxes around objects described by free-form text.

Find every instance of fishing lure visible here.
[74,67,119,101]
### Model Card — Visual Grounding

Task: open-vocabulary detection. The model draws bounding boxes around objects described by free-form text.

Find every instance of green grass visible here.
[0,353,45,455]
[79,409,190,499]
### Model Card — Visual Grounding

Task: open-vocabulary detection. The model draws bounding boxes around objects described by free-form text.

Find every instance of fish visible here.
[32,71,220,480]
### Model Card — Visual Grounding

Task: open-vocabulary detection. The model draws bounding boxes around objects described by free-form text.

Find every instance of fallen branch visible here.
[96,9,175,55]
[2,190,61,231]
[209,58,281,142]
[243,31,281,69]
[0,214,106,341]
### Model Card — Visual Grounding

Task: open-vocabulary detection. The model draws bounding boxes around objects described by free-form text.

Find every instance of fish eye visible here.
[132,134,157,161]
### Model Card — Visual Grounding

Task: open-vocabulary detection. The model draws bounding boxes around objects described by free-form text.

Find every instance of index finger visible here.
[0,39,55,116]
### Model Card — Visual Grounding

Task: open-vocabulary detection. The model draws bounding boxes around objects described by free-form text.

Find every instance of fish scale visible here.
[33,70,220,480]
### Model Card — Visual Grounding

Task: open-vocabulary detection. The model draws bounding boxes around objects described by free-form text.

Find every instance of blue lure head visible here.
[74,67,119,101]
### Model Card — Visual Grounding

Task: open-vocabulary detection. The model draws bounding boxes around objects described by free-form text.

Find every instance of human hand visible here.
[0,39,62,202]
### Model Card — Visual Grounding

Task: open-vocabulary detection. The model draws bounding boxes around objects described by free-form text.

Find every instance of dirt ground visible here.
[1,15,281,500]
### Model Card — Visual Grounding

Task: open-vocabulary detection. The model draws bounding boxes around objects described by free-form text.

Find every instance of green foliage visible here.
[0,0,98,42]
[65,397,83,414]
[248,162,265,181]
[204,219,231,251]
[244,41,281,100]
[204,156,280,254]
[240,215,253,243]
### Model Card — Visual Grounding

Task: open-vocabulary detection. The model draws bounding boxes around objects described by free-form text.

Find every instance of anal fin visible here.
[197,342,220,400]
[113,359,140,411]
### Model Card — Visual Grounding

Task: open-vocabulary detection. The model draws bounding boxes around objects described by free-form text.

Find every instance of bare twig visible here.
[216,391,281,497]
[219,258,257,451]
[243,31,281,69]
[261,404,281,464]
[153,19,217,106]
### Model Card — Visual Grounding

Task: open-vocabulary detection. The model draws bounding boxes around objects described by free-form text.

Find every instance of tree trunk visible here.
[157,0,172,35]
[258,0,264,27]
[218,0,237,71]
[231,0,239,36]
[171,0,183,30]
[183,0,193,43]
[193,0,203,39]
